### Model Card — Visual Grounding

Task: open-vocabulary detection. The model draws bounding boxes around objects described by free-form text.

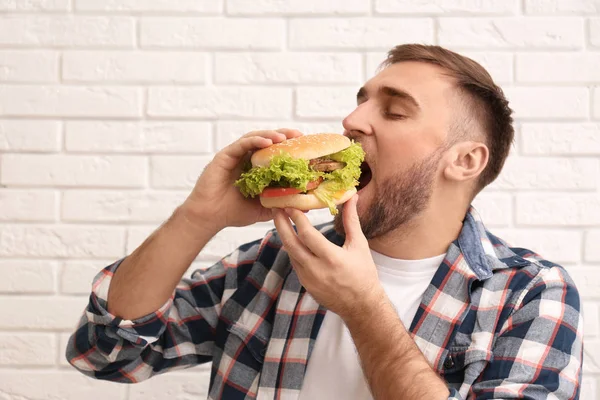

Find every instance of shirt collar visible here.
[327,206,530,282]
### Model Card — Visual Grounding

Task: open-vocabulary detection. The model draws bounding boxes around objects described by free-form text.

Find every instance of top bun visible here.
[251,133,350,167]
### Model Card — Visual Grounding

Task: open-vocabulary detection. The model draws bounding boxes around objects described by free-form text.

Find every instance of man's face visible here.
[334,61,457,239]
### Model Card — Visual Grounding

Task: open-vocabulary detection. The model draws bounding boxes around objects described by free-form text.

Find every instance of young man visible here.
[66,45,583,400]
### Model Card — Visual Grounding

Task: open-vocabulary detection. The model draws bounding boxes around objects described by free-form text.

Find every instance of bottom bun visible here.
[259,188,357,211]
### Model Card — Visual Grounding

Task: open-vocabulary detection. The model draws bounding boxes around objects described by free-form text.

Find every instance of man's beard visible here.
[334,150,442,240]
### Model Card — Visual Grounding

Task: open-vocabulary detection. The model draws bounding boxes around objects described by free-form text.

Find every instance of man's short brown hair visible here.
[381,44,514,193]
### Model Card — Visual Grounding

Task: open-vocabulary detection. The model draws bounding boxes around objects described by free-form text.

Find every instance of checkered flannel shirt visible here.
[66,207,583,399]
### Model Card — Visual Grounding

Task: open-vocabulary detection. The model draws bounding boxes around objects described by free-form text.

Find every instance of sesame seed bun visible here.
[250,133,350,167]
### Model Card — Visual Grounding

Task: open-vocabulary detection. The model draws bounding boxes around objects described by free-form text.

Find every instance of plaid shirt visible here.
[66,207,583,399]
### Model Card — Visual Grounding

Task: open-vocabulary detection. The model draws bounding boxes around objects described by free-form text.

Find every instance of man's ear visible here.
[443,141,489,183]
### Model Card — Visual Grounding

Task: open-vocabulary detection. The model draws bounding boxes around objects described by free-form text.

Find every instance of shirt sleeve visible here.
[65,238,264,383]
[450,265,583,400]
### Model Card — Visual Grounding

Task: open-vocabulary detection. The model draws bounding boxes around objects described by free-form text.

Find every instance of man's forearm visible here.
[107,201,220,320]
[343,290,450,400]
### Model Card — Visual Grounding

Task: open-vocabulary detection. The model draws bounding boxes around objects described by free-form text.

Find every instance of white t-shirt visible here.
[298,250,445,400]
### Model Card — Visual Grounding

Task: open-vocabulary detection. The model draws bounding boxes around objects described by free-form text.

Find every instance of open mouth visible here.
[358,162,372,191]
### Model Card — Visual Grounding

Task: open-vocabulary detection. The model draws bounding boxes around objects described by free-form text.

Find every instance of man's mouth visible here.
[358,162,372,191]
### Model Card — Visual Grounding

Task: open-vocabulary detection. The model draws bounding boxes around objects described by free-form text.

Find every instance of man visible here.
[66,44,583,399]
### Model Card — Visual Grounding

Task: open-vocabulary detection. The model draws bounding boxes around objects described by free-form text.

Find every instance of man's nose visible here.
[342,105,373,137]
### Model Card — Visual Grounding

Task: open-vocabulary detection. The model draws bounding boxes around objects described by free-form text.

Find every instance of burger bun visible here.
[259,188,356,211]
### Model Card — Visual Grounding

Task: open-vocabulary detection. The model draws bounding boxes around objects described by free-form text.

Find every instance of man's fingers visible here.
[273,209,314,264]
[342,194,367,247]
[219,130,300,170]
[285,208,333,257]
[243,130,287,141]
[275,128,303,139]
[288,255,303,271]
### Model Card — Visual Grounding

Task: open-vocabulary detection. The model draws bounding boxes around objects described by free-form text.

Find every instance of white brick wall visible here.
[0,2,598,399]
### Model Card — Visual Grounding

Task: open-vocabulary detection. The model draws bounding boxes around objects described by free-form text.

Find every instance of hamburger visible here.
[234,133,365,215]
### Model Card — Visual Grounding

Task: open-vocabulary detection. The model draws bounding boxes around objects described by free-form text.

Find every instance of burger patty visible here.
[309,158,345,172]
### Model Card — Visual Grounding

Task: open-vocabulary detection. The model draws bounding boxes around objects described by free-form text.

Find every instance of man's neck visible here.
[367,203,467,260]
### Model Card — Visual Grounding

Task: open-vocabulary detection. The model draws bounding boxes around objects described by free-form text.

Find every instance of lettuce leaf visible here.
[235,141,365,215]
[235,152,321,197]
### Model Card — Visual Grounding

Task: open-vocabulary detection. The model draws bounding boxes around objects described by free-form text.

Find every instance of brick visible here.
[63,51,207,83]
[0,16,135,47]
[140,18,284,50]
[595,88,600,118]
[0,120,61,152]
[570,267,600,299]
[1,154,147,188]
[0,190,57,222]
[585,230,600,262]
[0,296,89,329]
[127,226,271,260]
[290,18,434,50]
[215,53,362,84]
[62,190,187,223]
[0,0,69,11]
[126,226,155,254]
[61,260,113,295]
[0,51,58,82]
[0,225,125,258]
[0,333,56,365]
[376,0,518,14]
[215,121,343,151]
[522,123,600,155]
[517,53,600,83]
[366,51,513,83]
[200,227,273,261]
[592,19,600,47]
[438,18,583,49]
[459,52,513,83]
[76,0,220,12]
[150,155,213,189]
[580,375,598,400]
[366,52,387,79]
[0,371,126,399]
[525,0,600,14]
[65,121,213,153]
[147,87,292,118]
[129,370,211,400]
[471,193,512,227]
[582,302,600,338]
[516,194,600,226]
[492,229,582,264]
[491,157,599,190]
[0,260,57,293]
[0,85,141,117]
[503,87,588,120]
[296,87,357,118]
[227,0,369,15]
[583,340,600,373]
[58,333,71,366]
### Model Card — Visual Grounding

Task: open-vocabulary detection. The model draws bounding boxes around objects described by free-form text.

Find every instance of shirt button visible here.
[443,355,455,370]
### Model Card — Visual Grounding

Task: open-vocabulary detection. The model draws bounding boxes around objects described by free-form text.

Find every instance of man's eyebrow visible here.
[356,86,421,111]
[379,86,420,110]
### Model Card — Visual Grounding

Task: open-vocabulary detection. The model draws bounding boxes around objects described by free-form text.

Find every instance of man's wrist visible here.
[340,284,388,327]
[174,200,224,240]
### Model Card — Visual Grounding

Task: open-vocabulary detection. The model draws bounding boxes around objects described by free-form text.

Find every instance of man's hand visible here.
[272,194,384,318]
[184,129,302,234]
[274,195,450,400]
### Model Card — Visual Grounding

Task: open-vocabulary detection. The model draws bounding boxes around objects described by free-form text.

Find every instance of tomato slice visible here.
[260,178,323,198]
[260,187,303,198]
